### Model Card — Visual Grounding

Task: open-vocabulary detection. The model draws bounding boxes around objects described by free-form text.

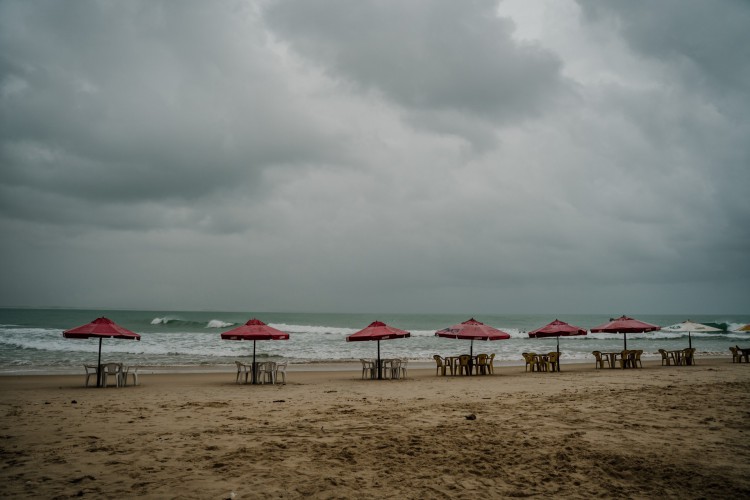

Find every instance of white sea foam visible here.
[206,319,234,328]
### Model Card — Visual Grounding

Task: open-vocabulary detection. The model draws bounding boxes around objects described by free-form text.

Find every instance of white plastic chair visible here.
[398,358,408,379]
[387,359,401,380]
[360,359,375,379]
[83,365,99,387]
[274,362,288,385]
[235,361,251,384]
[258,362,277,384]
[122,366,139,386]
[101,363,122,388]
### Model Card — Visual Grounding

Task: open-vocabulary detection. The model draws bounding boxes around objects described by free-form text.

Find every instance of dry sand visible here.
[1,358,749,499]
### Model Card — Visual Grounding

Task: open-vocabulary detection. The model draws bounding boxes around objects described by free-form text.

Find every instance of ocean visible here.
[1,308,748,374]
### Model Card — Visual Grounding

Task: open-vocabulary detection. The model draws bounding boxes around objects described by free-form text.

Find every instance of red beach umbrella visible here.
[63,317,141,388]
[528,319,587,354]
[590,315,660,349]
[435,318,510,357]
[220,318,289,384]
[346,321,410,380]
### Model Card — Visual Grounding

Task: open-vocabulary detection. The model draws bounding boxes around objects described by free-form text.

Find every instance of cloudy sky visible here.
[1,0,748,314]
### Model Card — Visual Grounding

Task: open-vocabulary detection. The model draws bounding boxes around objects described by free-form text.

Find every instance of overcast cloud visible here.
[1,0,748,314]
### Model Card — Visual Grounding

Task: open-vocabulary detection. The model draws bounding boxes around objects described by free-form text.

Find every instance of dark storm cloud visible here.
[0,0,345,230]
[577,0,750,96]
[575,0,750,279]
[264,0,566,139]
[0,0,747,313]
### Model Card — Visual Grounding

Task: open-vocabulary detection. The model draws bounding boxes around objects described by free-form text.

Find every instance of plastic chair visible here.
[684,348,696,366]
[433,355,447,376]
[475,354,489,375]
[274,361,288,385]
[592,351,609,369]
[658,349,671,366]
[632,350,643,368]
[729,347,740,363]
[258,362,276,384]
[398,359,408,379]
[487,353,495,374]
[545,352,560,372]
[360,359,375,380]
[83,365,99,387]
[235,361,251,384]
[101,363,122,387]
[522,352,538,372]
[122,366,139,386]
[388,359,402,379]
[458,355,471,375]
[618,350,632,369]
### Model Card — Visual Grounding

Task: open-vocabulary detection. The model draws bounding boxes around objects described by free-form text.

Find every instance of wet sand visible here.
[1,357,749,499]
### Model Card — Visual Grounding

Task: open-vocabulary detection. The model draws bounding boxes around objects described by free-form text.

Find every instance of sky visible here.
[1,0,748,315]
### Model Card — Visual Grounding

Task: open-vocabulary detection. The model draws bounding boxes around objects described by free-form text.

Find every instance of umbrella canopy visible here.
[220,319,289,384]
[662,320,721,348]
[590,315,660,349]
[63,317,141,387]
[528,319,587,354]
[435,318,510,357]
[346,321,410,380]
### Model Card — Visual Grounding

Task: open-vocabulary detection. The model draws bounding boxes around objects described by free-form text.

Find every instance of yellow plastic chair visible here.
[658,349,671,366]
[458,355,471,375]
[632,350,643,368]
[487,353,495,374]
[618,350,632,369]
[545,352,560,372]
[433,355,447,376]
[522,352,538,372]
[592,351,609,369]
[475,354,489,375]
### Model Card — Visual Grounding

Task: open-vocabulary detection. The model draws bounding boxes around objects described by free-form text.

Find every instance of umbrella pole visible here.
[557,336,561,372]
[689,331,692,349]
[252,340,257,385]
[470,340,474,375]
[377,340,382,380]
[624,333,627,350]
[96,337,103,388]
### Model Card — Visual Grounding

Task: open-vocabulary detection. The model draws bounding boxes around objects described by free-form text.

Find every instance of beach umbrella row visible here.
[62,315,737,386]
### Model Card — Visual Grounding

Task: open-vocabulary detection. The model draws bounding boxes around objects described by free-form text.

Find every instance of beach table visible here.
[601,352,621,369]
[666,349,685,366]
[444,356,459,376]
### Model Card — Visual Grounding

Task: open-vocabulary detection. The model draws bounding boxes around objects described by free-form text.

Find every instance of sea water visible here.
[0,308,748,374]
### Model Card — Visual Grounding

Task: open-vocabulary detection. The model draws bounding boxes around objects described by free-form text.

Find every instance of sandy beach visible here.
[2,357,749,499]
